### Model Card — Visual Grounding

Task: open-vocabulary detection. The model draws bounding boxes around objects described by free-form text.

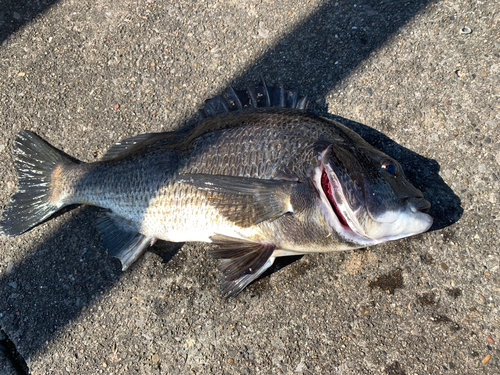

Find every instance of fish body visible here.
[0,84,432,297]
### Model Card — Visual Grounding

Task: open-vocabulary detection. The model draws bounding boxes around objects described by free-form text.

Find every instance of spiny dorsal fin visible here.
[259,76,272,107]
[198,80,309,120]
[209,234,276,298]
[222,86,243,111]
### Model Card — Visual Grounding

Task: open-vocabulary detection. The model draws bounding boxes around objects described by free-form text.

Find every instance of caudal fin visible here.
[0,131,77,236]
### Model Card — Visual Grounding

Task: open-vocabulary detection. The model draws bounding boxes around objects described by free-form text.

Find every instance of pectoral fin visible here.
[209,234,276,298]
[179,174,296,227]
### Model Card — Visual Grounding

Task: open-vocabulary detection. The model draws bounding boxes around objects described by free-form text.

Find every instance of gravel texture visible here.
[0,0,499,374]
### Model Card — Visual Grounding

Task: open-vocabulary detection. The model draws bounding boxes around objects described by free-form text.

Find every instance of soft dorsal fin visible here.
[101,133,159,161]
[101,132,183,161]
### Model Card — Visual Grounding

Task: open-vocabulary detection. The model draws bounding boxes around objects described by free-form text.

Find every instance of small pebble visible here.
[295,362,307,372]
[114,104,120,110]
[482,354,491,364]
[228,358,234,364]
[486,336,494,344]
[152,353,160,364]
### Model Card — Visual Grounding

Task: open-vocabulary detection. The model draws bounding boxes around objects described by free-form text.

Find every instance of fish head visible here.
[313,142,433,247]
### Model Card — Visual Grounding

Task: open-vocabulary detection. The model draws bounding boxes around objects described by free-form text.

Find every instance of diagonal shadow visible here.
[0,0,60,44]
[0,0,457,362]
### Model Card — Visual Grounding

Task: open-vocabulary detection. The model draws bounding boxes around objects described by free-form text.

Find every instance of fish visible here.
[0,82,433,297]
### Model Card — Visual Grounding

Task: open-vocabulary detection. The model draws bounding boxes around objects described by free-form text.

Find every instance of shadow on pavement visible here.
[0,0,60,44]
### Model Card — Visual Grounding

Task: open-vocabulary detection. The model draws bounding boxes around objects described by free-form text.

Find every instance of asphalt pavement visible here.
[0,0,499,374]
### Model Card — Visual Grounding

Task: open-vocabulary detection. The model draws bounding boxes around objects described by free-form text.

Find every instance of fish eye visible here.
[381,159,398,176]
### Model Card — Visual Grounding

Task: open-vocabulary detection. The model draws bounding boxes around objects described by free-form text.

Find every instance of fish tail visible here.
[0,130,78,236]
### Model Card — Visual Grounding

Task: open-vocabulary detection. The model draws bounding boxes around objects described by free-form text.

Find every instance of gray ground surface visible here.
[0,0,498,374]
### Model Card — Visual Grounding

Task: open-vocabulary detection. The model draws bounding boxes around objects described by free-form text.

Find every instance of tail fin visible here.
[0,131,77,236]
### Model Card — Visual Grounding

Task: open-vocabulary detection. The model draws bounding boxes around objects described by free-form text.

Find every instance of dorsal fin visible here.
[259,76,272,107]
[101,133,157,161]
[101,82,309,160]
[100,132,182,161]
[198,80,309,120]
[222,86,243,111]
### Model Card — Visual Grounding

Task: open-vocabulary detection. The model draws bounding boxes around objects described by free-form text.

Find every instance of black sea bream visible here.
[0,83,432,297]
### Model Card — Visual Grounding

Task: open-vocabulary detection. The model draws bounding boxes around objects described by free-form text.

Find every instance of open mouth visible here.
[321,169,349,229]
[314,162,374,246]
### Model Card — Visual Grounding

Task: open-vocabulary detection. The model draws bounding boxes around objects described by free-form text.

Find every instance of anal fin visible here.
[97,213,155,270]
[209,234,276,298]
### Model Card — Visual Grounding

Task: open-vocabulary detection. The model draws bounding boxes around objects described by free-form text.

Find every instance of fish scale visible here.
[0,84,432,298]
[183,123,306,178]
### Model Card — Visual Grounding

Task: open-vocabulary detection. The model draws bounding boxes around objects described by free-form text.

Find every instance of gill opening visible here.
[321,169,349,228]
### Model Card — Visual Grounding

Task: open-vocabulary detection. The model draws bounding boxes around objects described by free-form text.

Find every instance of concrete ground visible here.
[0,0,498,374]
